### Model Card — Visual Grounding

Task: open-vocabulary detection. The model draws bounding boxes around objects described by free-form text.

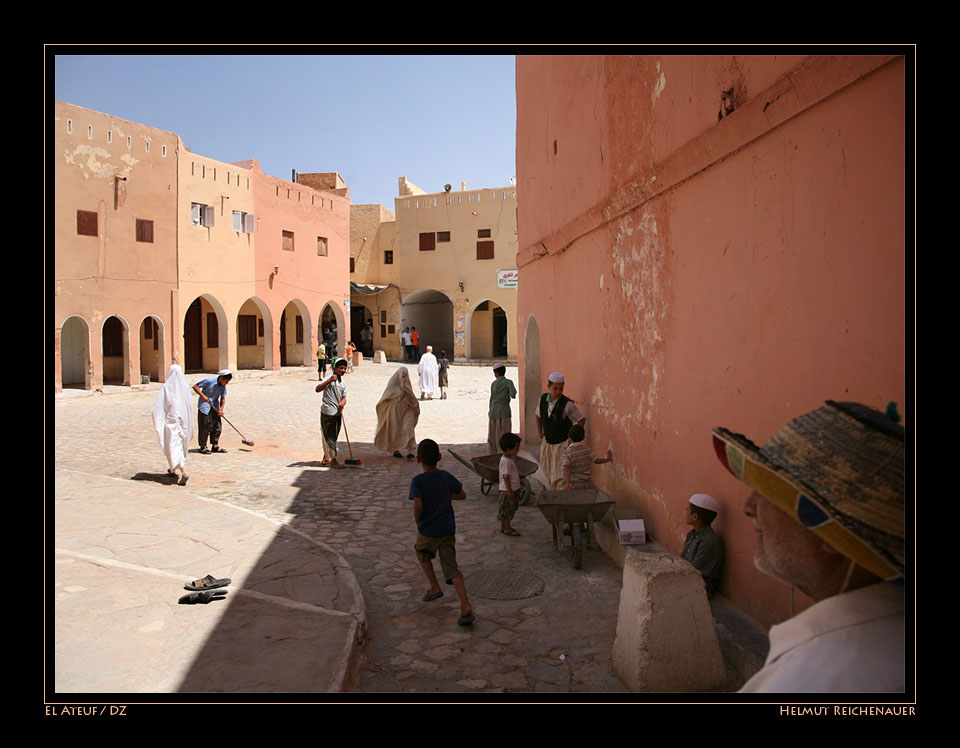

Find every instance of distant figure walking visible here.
[418,345,439,400]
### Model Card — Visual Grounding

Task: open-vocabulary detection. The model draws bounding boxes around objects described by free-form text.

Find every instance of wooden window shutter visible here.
[244,213,256,233]
[419,232,436,251]
[77,210,98,236]
[476,241,495,260]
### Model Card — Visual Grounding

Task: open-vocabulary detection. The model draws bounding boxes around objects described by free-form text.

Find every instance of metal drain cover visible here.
[466,567,545,600]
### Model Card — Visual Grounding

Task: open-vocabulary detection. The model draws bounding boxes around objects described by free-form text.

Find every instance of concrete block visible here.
[613,550,726,692]
[353,352,363,367]
[372,350,387,364]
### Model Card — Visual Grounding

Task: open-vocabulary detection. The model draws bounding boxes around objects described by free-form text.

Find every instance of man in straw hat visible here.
[713,401,905,693]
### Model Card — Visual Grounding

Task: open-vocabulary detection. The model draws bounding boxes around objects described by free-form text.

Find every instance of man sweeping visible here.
[316,358,348,468]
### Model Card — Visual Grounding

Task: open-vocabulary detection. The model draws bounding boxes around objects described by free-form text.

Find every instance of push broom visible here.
[338,405,362,466]
[221,413,255,447]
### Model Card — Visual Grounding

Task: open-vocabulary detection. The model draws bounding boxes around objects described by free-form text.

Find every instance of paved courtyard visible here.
[53,362,630,695]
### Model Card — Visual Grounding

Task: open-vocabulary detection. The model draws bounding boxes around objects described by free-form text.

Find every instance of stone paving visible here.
[53,362,629,694]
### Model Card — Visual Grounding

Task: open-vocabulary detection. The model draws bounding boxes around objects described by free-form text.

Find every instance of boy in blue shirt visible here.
[409,438,475,625]
[192,369,232,454]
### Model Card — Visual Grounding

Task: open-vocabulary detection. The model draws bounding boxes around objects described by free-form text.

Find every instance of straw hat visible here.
[712,401,905,581]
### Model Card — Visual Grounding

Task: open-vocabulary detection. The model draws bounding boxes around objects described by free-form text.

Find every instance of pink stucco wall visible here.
[515,55,907,626]
[249,162,351,365]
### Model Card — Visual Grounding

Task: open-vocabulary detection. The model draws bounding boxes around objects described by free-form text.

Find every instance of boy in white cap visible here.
[535,372,585,490]
[193,369,232,454]
[680,493,725,599]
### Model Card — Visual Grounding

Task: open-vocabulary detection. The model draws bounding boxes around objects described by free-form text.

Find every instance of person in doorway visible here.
[315,358,348,468]
[374,368,420,460]
[193,369,232,454]
[411,327,421,361]
[418,345,440,400]
[713,400,905,692]
[680,493,724,599]
[535,372,584,490]
[153,362,195,485]
[487,364,517,451]
[402,327,413,362]
[318,339,328,379]
[438,350,450,400]
[409,438,475,626]
[344,340,356,372]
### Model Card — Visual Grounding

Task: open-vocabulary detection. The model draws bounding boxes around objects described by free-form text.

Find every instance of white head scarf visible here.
[152,364,196,470]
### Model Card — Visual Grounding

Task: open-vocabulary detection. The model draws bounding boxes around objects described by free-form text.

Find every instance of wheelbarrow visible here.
[447,449,538,505]
[536,489,615,569]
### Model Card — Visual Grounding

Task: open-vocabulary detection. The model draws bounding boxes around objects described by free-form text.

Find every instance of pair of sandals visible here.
[200,446,227,455]
[393,451,415,460]
[178,574,232,605]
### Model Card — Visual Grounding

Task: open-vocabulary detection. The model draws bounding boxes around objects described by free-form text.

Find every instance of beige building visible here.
[54,102,181,390]
[350,177,518,362]
[54,101,351,392]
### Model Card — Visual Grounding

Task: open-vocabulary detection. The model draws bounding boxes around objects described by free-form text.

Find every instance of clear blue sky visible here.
[53,54,517,210]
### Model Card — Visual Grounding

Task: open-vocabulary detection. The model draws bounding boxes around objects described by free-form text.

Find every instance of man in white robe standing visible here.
[417,345,440,400]
[152,363,196,485]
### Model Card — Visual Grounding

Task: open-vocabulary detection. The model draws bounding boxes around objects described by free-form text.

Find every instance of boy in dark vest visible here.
[535,372,585,490]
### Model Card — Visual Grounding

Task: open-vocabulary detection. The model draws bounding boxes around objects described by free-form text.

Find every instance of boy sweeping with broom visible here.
[316,358,349,468]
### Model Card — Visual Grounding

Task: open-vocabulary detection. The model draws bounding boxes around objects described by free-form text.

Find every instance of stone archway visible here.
[468,299,509,359]
[279,299,311,367]
[101,315,129,385]
[61,316,90,389]
[402,289,454,358]
[319,301,347,360]
[139,316,163,383]
[184,294,229,373]
[523,314,542,445]
[237,297,273,370]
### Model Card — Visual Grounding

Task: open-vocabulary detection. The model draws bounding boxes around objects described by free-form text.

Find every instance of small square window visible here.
[317,236,328,256]
[136,219,154,243]
[191,203,215,227]
[77,210,98,237]
[437,231,451,242]
[419,232,436,252]
[384,250,394,264]
[282,230,295,251]
[478,228,492,238]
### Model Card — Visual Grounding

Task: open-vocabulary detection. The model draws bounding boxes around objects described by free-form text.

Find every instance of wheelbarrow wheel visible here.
[519,477,532,505]
[572,524,583,569]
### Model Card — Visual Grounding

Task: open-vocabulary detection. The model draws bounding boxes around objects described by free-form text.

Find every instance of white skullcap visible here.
[427,345,433,351]
[548,372,565,383]
[217,369,233,377]
[689,493,719,514]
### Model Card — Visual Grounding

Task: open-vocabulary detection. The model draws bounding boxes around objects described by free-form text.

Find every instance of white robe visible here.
[152,364,196,471]
[374,368,420,453]
[417,352,439,397]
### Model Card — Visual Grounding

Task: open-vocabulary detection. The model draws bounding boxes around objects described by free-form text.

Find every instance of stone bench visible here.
[594,511,728,692]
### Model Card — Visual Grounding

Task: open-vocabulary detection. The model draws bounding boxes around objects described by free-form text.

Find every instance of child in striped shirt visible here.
[562,424,613,489]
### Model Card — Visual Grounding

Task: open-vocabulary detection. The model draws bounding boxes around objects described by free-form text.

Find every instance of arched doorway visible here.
[523,314,542,445]
[184,295,228,373]
[469,300,509,359]
[402,289,454,357]
[319,302,345,360]
[102,315,128,385]
[61,316,89,389]
[237,298,272,370]
[279,300,310,367]
[351,302,374,357]
[139,316,163,383]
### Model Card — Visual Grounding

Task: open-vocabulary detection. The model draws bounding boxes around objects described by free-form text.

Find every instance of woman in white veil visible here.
[374,368,420,459]
[152,363,196,484]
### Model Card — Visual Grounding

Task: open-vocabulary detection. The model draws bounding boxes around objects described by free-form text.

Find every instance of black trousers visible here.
[198,409,222,448]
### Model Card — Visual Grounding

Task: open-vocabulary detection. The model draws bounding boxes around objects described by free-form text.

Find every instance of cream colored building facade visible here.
[350,177,518,362]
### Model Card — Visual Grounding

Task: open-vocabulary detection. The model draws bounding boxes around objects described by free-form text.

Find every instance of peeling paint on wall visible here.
[651,60,667,107]
[63,144,138,180]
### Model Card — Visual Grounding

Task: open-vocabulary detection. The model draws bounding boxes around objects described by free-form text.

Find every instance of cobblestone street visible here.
[54,363,628,694]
